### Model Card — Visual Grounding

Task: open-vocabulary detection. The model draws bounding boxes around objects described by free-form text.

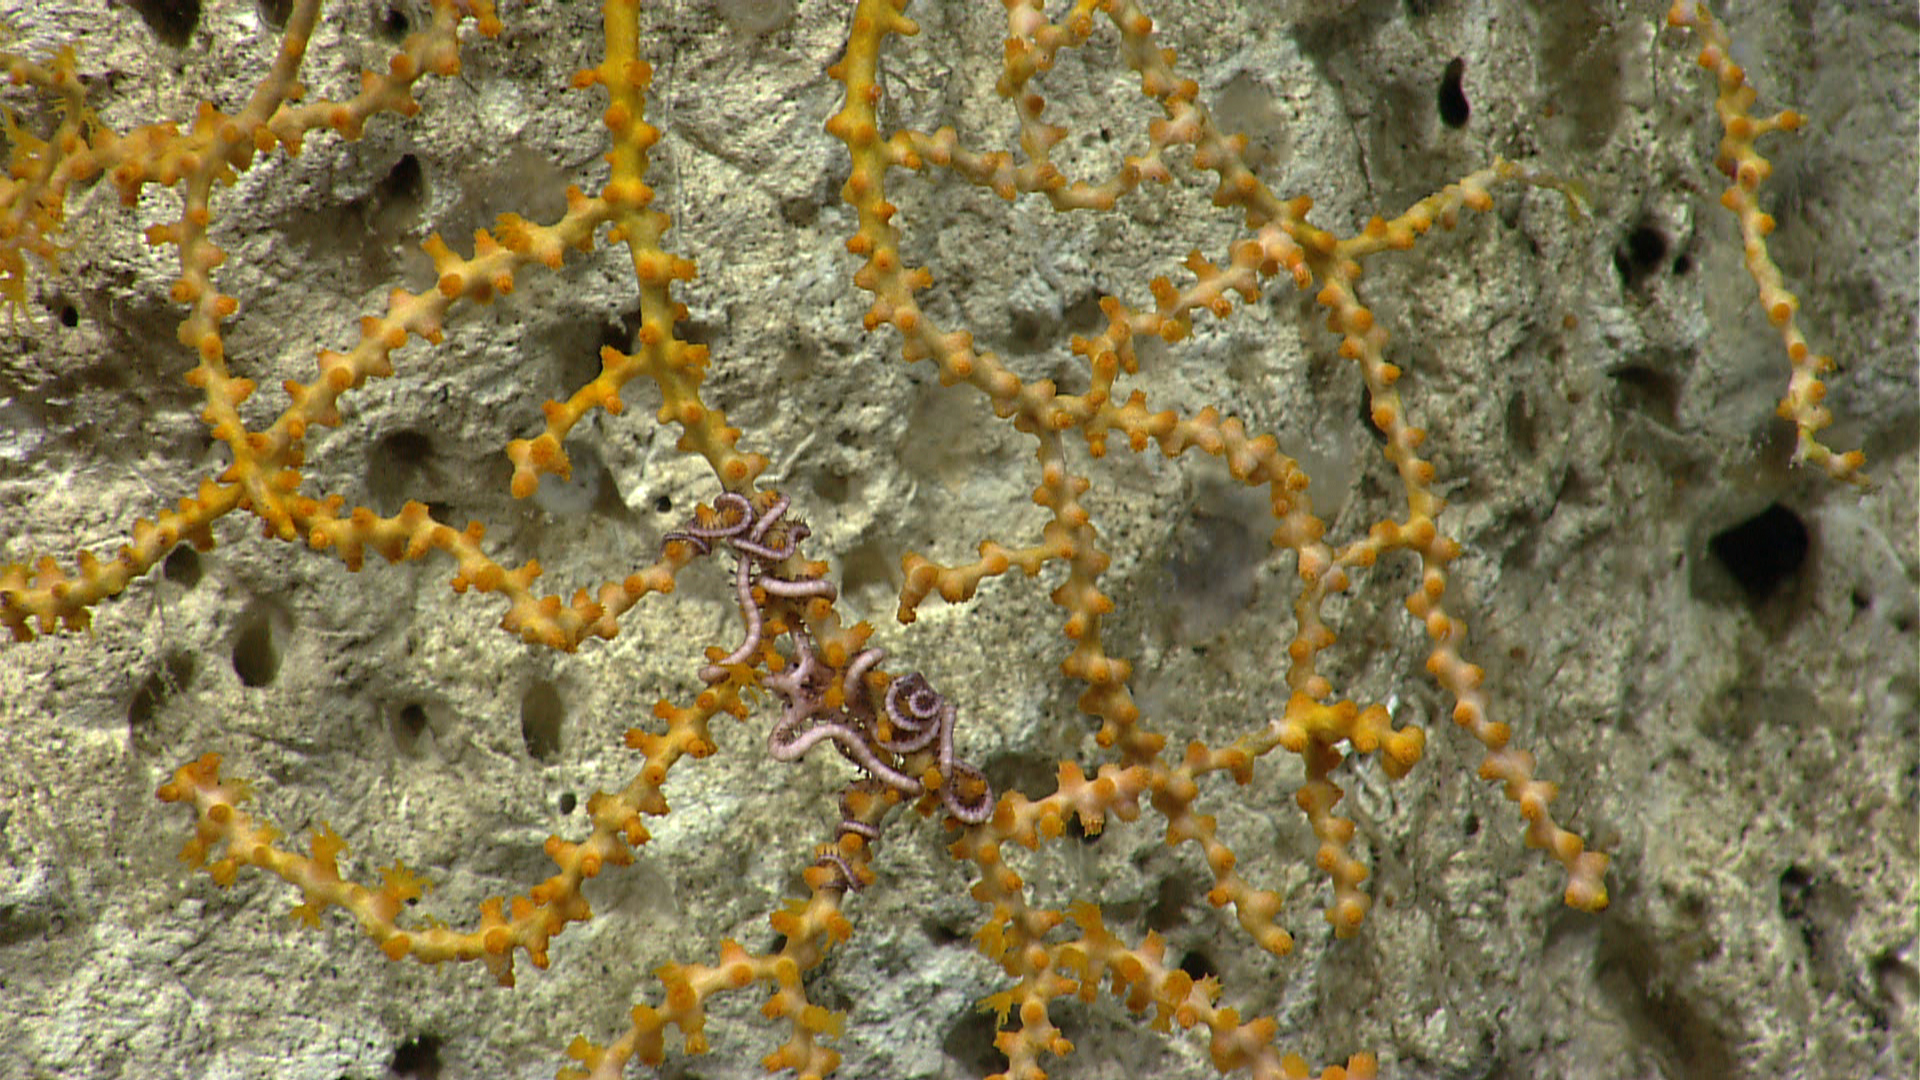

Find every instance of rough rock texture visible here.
[0,2,1913,1079]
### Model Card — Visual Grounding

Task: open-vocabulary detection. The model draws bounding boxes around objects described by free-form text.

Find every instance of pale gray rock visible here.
[0,2,1912,1080]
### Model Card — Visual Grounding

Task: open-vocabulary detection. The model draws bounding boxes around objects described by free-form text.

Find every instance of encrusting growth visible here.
[0,0,1869,1077]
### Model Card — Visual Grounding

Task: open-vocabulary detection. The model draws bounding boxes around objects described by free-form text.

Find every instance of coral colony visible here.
[0,1,1867,1078]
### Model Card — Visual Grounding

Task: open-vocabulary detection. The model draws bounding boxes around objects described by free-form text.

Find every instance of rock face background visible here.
[0,2,1912,1079]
